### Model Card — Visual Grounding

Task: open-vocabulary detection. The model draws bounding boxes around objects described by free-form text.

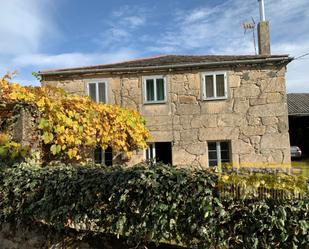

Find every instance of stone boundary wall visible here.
[0,103,41,159]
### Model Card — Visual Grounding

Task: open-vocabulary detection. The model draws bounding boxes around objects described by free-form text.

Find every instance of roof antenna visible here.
[242,17,257,55]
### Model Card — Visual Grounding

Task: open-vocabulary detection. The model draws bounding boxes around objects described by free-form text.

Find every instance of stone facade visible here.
[41,64,291,168]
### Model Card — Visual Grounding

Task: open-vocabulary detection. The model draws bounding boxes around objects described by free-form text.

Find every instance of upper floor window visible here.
[202,72,227,100]
[143,76,166,103]
[87,80,108,103]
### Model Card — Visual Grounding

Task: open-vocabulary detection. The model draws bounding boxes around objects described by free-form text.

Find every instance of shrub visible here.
[0,163,309,248]
[0,133,29,165]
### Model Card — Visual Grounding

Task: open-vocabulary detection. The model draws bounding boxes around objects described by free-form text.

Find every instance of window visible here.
[144,76,166,103]
[145,143,156,163]
[208,141,230,167]
[87,80,108,103]
[202,72,227,100]
[94,146,113,166]
[145,142,172,165]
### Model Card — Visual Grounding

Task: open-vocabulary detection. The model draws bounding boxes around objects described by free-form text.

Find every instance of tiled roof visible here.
[39,54,292,75]
[287,93,309,115]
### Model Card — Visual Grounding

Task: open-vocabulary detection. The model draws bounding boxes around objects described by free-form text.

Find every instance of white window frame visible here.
[207,141,231,167]
[86,79,108,103]
[144,143,156,163]
[143,75,167,104]
[201,72,228,100]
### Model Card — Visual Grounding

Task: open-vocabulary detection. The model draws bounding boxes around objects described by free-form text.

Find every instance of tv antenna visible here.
[242,17,257,55]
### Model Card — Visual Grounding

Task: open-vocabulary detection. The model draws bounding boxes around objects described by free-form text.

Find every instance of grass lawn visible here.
[292,158,309,179]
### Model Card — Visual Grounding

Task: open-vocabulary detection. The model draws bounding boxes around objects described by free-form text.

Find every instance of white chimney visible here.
[259,0,266,21]
[257,0,271,55]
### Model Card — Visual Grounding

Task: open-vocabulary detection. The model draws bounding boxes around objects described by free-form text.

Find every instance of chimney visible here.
[257,0,271,55]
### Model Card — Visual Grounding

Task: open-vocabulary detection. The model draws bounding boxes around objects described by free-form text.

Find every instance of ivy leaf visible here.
[42,132,54,144]
[50,144,61,155]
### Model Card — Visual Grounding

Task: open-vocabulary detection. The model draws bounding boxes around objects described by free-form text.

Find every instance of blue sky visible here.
[0,0,309,92]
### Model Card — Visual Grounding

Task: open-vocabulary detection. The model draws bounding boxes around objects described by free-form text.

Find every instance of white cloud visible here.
[148,0,309,92]
[0,0,58,55]
[1,0,309,92]
[95,6,147,48]
[123,16,145,28]
[0,49,141,86]
[272,41,309,92]
[12,49,139,70]
[151,0,309,54]
[0,1,145,86]
[151,1,256,53]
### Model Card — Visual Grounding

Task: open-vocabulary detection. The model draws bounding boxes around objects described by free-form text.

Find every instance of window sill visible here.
[202,97,228,101]
[143,101,167,105]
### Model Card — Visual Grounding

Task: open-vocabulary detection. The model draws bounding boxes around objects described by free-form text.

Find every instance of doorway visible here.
[145,142,172,165]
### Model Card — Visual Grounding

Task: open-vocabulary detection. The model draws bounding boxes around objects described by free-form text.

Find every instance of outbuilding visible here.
[288,93,309,157]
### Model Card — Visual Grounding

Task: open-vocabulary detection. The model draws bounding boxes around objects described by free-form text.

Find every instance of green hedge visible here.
[1,163,309,249]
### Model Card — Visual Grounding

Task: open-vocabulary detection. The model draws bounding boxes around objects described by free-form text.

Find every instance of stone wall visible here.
[0,104,41,160]
[42,65,291,168]
[12,105,41,155]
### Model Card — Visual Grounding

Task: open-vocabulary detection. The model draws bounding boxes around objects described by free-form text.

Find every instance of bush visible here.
[0,133,29,165]
[0,163,309,248]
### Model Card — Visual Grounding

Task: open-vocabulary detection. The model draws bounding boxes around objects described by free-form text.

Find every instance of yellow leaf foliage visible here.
[0,74,150,161]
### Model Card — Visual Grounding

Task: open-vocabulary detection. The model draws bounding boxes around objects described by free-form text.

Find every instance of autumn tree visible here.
[0,74,150,162]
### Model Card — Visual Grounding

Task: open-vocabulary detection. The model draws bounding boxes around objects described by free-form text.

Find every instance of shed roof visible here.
[287,93,309,116]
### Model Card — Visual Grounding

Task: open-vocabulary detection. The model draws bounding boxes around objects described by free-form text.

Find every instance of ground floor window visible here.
[94,146,113,166]
[145,142,172,165]
[208,141,231,167]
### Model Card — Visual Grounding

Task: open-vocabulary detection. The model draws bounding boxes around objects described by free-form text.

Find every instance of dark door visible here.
[155,142,172,165]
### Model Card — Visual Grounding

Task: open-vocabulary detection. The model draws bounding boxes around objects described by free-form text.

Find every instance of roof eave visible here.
[38,56,293,76]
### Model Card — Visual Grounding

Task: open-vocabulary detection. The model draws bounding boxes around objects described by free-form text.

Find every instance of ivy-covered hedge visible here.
[1,163,309,249]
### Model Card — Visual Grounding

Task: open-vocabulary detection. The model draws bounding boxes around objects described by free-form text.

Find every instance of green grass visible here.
[292,159,309,179]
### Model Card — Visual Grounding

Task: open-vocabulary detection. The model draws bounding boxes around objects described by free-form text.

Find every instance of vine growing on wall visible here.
[0,74,150,161]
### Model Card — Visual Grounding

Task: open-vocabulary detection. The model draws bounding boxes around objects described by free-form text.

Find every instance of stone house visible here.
[38,15,293,168]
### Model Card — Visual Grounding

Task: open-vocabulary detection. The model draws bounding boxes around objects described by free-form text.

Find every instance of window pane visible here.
[220,141,229,151]
[205,75,214,98]
[221,151,230,162]
[89,83,96,101]
[98,82,106,103]
[209,151,217,160]
[208,141,218,167]
[94,147,102,164]
[146,79,155,101]
[216,74,225,97]
[208,142,217,151]
[104,146,113,166]
[220,141,230,163]
[146,149,149,160]
[209,160,217,167]
[150,144,154,159]
[156,78,165,101]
